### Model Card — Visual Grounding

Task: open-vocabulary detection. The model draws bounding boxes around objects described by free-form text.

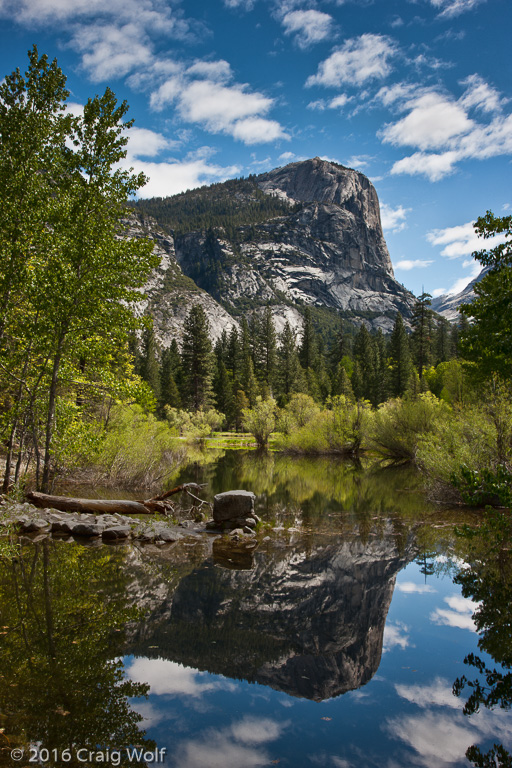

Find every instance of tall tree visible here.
[260,306,277,389]
[181,304,214,410]
[411,292,433,379]
[460,212,512,380]
[276,322,304,403]
[389,313,414,398]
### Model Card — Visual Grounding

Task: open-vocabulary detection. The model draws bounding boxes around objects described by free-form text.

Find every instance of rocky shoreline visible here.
[0,489,261,547]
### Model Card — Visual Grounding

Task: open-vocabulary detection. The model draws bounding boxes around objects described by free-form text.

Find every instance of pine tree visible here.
[226,326,241,380]
[261,305,277,389]
[389,313,414,398]
[412,292,433,378]
[159,346,181,413]
[299,307,318,372]
[276,321,303,403]
[181,304,214,410]
[139,322,161,399]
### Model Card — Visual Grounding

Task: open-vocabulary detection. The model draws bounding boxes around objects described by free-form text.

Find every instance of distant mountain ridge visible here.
[132,158,418,345]
[431,266,489,320]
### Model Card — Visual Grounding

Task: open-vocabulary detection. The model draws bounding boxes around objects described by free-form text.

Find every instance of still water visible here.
[1,451,511,767]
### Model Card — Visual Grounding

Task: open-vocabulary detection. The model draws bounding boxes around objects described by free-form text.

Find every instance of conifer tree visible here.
[139,322,161,399]
[389,313,414,398]
[412,292,433,378]
[159,346,181,413]
[299,307,318,372]
[181,304,214,410]
[261,306,277,388]
[276,321,303,403]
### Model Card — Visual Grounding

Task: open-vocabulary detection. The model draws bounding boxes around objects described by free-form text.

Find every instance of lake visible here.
[1,450,511,767]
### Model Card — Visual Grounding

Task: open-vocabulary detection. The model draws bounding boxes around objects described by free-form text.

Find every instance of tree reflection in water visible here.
[0,540,154,767]
[454,508,512,767]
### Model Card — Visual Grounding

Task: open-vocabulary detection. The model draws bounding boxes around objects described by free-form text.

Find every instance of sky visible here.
[0,0,511,299]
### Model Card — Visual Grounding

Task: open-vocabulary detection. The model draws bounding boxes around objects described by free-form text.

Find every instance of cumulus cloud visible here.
[382,79,512,180]
[126,658,226,697]
[383,621,411,651]
[396,582,437,594]
[150,75,288,144]
[174,716,287,768]
[306,34,397,88]
[427,220,508,258]
[380,202,410,232]
[395,677,459,709]
[380,93,474,151]
[430,594,479,631]
[281,9,334,49]
[394,259,434,270]
[429,0,486,18]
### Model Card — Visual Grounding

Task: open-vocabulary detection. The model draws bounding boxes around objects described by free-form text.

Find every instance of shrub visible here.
[242,397,277,448]
[370,393,450,462]
[90,404,187,488]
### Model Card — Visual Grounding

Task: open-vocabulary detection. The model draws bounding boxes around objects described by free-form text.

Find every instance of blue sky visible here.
[0,0,510,298]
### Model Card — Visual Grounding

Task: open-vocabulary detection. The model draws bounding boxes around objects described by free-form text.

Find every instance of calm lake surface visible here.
[2,450,511,767]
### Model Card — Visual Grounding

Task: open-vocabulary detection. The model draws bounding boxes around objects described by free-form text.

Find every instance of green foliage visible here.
[276,396,371,455]
[460,212,512,381]
[165,406,225,437]
[181,304,214,410]
[0,49,158,491]
[0,541,154,761]
[242,396,277,448]
[90,404,187,488]
[451,464,512,507]
[370,393,449,462]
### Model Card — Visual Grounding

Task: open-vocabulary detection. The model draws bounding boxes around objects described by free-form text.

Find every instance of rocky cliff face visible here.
[135,158,417,343]
[127,528,414,701]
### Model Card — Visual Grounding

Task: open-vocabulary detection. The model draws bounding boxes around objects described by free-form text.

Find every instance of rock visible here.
[102,526,131,540]
[213,490,255,522]
[71,522,104,537]
[21,518,50,533]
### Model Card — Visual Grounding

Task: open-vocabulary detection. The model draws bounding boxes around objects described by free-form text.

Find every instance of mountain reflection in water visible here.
[128,528,414,701]
[2,451,511,767]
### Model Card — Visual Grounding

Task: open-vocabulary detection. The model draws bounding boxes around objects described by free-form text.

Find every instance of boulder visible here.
[71,522,104,537]
[213,490,255,522]
[102,526,131,540]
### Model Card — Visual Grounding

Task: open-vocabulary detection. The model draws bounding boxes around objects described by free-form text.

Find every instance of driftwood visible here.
[26,483,209,516]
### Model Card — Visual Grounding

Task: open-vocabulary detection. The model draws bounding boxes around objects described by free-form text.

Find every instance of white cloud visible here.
[223,0,255,8]
[174,717,287,768]
[278,151,296,162]
[396,582,436,594]
[380,203,410,232]
[186,59,233,82]
[232,116,288,143]
[432,287,446,298]
[383,621,411,651]
[429,0,486,18]
[73,23,154,81]
[394,259,434,270]
[430,594,479,631]
[382,80,512,181]
[427,220,507,258]
[444,263,481,295]
[306,34,397,88]
[128,157,241,198]
[390,150,459,182]
[150,77,288,144]
[395,677,459,709]
[126,127,176,158]
[380,93,474,151]
[385,710,475,766]
[282,9,334,49]
[126,657,224,696]
[329,94,351,109]
[460,74,507,114]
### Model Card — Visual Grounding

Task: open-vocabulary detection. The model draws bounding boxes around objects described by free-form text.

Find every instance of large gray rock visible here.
[213,490,256,522]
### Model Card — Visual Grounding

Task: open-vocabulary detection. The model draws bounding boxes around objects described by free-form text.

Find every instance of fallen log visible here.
[26,491,155,516]
[26,483,210,516]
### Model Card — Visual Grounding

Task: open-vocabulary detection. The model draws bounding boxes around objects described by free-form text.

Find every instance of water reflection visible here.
[128,529,415,701]
[2,451,511,767]
[0,541,154,766]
